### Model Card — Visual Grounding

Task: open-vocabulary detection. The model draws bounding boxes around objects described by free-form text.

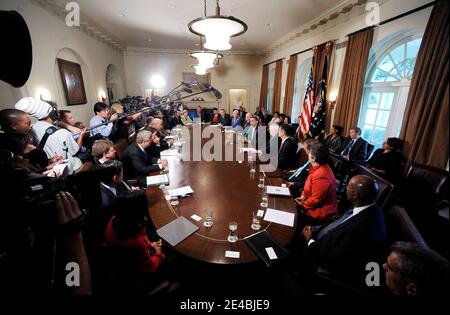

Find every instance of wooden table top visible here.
[146,125,297,264]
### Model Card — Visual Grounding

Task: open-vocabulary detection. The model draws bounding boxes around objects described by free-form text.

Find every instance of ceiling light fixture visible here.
[188,0,247,51]
[189,36,223,73]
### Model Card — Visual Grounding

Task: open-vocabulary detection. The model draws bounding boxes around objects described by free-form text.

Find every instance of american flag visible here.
[299,68,314,136]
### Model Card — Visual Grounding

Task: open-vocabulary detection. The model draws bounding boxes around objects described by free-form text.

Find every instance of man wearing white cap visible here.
[15,97,82,173]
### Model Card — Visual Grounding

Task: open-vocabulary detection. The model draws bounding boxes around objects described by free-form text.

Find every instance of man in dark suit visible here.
[260,107,272,126]
[194,106,206,123]
[218,109,232,126]
[248,116,270,153]
[168,109,182,130]
[302,175,387,286]
[277,124,298,170]
[340,127,369,164]
[121,129,168,181]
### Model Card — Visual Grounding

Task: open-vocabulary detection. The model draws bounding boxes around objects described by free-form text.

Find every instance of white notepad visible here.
[263,208,295,227]
[266,185,291,196]
[146,174,169,187]
[160,149,180,156]
[168,186,194,197]
[225,251,240,259]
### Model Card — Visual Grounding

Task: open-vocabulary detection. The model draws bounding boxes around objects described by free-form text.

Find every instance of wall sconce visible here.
[329,91,338,110]
[37,88,52,102]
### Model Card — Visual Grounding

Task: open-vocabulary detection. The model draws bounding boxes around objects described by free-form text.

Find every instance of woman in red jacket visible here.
[295,143,337,222]
[105,190,166,293]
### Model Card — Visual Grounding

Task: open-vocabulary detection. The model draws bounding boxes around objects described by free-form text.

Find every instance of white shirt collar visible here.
[352,203,375,216]
[137,143,146,153]
[101,183,117,196]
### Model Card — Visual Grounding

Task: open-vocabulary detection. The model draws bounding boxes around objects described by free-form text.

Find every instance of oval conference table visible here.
[145,124,298,265]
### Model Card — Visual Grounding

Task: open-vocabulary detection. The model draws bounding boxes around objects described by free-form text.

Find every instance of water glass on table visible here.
[227,221,238,243]
[251,211,261,231]
[203,209,214,227]
[260,191,268,208]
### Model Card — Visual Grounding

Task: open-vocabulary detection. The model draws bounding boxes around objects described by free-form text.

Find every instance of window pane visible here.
[368,93,380,108]
[387,68,401,81]
[380,93,394,110]
[379,56,395,72]
[407,38,422,59]
[362,126,374,142]
[373,128,386,147]
[372,69,387,82]
[390,45,405,63]
[376,110,390,127]
[365,109,377,125]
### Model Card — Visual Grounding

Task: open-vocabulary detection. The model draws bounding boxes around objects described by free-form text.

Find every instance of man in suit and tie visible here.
[85,160,138,245]
[248,116,270,153]
[121,129,168,181]
[260,107,272,126]
[302,175,387,286]
[218,109,232,126]
[277,124,298,170]
[340,127,369,164]
[168,109,182,130]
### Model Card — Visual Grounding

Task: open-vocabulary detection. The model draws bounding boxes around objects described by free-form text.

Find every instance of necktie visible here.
[279,140,285,153]
[317,209,354,240]
[341,139,356,156]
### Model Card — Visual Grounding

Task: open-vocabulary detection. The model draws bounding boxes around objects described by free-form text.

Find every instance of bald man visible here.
[302,175,387,285]
[0,109,32,134]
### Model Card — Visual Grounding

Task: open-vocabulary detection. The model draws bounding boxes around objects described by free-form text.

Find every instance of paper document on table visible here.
[266,185,291,196]
[263,208,295,227]
[160,149,179,156]
[168,186,194,197]
[146,174,169,187]
[45,163,69,177]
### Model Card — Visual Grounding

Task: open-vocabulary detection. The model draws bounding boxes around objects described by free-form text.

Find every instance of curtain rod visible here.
[289,40,335,57]
[347,0,440,37]
[263,58,285,67]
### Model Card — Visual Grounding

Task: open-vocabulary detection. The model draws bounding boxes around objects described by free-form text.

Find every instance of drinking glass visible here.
[258,174,265,189]
[251,211,261,231]
[203,209,214,227]
[170,195,179,206]
[260,191,268,208]
[227,222,238,243]
[249,155,256,173]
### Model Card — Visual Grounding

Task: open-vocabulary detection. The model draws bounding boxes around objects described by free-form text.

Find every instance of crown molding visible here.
[124,46,264,57]
[31,0,126,52]
[262,0,389,56]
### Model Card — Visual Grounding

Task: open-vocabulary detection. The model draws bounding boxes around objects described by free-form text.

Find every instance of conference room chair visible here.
[353,164,395,209]
[404,164,449,214]
[297,147,308,166]
[366,143,375,161]
[316,205,428,296]
[114,139,129,161]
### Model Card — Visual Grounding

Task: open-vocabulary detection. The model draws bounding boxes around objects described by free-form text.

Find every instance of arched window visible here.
[358,32,423,149]
[291,57,312,123]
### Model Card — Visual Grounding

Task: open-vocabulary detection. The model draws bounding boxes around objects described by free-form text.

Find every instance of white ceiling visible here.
[71,0,346,52]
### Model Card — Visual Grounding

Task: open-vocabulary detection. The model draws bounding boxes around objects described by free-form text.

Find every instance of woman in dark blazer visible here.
[323,125,344,153]
[368,137,405,184]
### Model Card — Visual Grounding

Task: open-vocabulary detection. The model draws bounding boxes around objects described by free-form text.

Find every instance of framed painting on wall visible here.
[182,72,211,92]
[57,58,87,105]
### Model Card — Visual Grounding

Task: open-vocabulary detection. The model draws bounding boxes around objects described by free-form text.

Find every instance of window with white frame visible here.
[291,57,313,123]
[266,63,276,113]
[358,33,423,149]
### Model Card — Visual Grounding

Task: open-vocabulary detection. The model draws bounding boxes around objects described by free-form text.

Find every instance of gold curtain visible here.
[333,28,374,135]
[259,64,269,108]
[272,59,283,113]
[283,55,298,116]
[399,1,449,169]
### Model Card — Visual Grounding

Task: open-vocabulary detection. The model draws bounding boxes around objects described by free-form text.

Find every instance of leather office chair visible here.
[366,143,375,160]
[353,164,395,209]
[114,139,129,161]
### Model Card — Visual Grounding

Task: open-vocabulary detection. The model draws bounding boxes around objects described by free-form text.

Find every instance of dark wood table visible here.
[146,125,297,264]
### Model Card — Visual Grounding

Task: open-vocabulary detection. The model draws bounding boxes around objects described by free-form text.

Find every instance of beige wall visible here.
[124,51,262,114]
[261,0,433,119]
[0,0,127,123]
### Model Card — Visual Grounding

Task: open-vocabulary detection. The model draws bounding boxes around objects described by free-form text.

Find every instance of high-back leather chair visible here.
[354,164,394,209]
